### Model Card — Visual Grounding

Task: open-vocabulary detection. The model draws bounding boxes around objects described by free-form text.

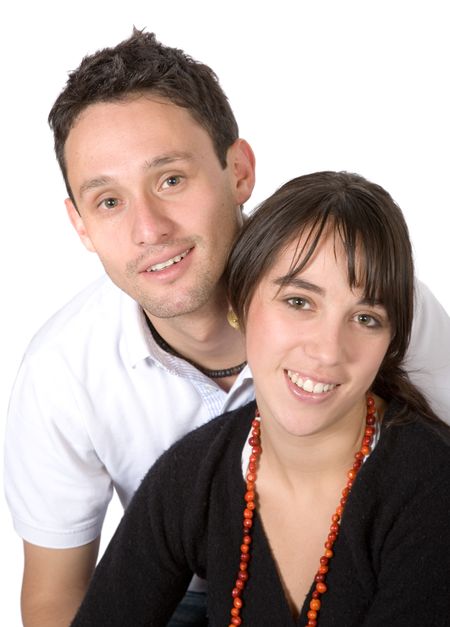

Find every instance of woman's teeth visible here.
[287,370,337,394]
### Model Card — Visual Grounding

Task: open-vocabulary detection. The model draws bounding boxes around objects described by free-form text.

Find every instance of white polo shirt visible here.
[4,275,450,548]
[4,275,255,548]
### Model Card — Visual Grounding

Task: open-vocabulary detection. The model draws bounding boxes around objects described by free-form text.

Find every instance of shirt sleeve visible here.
[70,449,194,627]
[405,279,450,422]
[4,349,113,547]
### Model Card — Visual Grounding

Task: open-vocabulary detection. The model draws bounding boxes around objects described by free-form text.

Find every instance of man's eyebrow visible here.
[144,151,194,169]
[79,176,115,198]
[78,152,194,198]
[273,277,325,296]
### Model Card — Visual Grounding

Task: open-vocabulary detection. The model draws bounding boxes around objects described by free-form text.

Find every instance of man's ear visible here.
[65,199,96,253]
[227,139,256,206]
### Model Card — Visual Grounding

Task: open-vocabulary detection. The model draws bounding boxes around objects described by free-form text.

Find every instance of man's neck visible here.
[144,292,246,391]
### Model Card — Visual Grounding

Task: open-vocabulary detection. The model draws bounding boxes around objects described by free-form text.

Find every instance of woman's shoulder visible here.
[144,401,256,488]
[374,402,450,486]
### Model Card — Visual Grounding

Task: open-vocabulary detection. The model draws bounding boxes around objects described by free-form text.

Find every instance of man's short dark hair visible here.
[48,28,239,201]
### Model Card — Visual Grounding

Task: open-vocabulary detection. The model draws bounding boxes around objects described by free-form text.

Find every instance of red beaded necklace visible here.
[228,395,377,627]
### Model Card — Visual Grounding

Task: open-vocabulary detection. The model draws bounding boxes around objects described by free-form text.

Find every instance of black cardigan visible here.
[71,401,450,626]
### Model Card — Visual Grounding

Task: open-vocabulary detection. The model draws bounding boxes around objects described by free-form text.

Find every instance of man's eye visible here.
[162,175,182,189]
[102,198,119,209]
[287,297,310,310]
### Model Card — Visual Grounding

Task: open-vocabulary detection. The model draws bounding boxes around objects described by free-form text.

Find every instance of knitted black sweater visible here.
[72,401,450,626]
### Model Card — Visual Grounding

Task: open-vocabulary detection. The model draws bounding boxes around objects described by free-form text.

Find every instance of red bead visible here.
[232,587,240,598]
[310,599,321,611]
[231,607,240,616]
[233,597,243,608]
[316,582,327,593]
[240,553,250,562]
[307,610,317,620]
[231,617,242,625]
[243,519,253,529]
[239,562,248,571]
[319,556,329,565]
[235,579,244,590]
[312,591,320,599]
[238,571,248,581]
[243,508,253,519]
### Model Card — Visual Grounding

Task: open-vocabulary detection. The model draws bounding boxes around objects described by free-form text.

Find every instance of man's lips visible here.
[144,247,193,273]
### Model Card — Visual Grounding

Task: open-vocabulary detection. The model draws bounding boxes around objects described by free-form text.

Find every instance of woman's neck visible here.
[257,396,383,493]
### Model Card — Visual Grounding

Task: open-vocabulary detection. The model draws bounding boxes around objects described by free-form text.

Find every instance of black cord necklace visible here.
[145,315,247,379]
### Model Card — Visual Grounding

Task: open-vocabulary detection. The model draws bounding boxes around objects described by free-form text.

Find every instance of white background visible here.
[1,1,449,624]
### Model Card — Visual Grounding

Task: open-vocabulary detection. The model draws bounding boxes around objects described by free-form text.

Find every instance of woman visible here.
[71,172,450,626]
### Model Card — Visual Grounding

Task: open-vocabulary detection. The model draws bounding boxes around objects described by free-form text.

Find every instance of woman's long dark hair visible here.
[226,171,444,427]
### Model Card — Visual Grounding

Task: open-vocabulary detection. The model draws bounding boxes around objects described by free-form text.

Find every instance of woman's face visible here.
[245,231,392,438]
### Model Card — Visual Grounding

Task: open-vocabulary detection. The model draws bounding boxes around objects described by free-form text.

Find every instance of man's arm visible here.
[21,538,100,627]
[406,280,450,420]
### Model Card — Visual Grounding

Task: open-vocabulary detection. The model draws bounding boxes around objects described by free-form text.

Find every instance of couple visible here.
[5,29,450,626]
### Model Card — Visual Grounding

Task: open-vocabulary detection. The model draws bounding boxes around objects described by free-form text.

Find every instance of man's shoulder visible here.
[26,275,137,358]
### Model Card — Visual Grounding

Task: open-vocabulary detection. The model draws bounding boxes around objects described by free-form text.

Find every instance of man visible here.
[4,29,450,627]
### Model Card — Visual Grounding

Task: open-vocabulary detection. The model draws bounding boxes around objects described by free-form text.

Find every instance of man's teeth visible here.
[147,249,190,272]
[287,370,337,394]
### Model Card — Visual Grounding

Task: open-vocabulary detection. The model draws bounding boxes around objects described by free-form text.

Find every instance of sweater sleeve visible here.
[360,471,450,627]
[70,445,196,627]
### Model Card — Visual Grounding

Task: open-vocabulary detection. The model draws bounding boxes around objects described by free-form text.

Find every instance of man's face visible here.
[64,95,254,318]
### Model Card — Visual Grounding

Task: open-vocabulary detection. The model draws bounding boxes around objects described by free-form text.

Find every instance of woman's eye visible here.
[355,313,380,328]
[287,297,310,310]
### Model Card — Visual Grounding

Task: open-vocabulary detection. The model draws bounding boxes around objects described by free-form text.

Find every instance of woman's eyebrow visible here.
[273,276,325,296]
